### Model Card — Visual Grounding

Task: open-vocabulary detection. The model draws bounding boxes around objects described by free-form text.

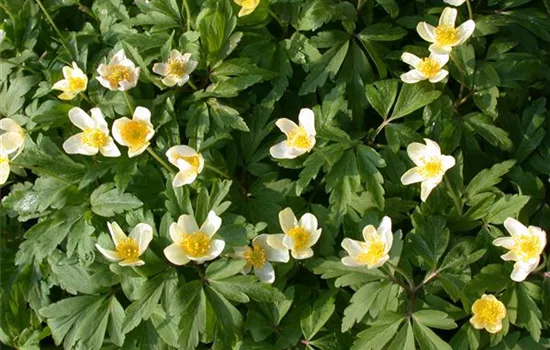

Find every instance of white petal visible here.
[362,225,378,242]
[292,248,314,260]
[254,262,275,284]
[279,207,298,234]
[96,76,115,90]
[133,106,151,124]
[172,168,197,187]
[110,49,127,65]
[416,22,436,43]
[401,168,427,185]
[275,118,299,136]
[90,108,108,129]
[378,216,393,249]
[170,49,182,60]
[420,178,441,202]
[270,141,303,159]
[429,43,453,55]
[440,154,455,170]
[299,213,318,234]
[530,227,547,251]
[177,214,200,235]
[52,79,68,91]
[186,59,198,74]
[406,142,428,165]
[432,53,450,66]
[233,246,249,259]
[401,52,421,67]
[298,108,315,136]
[166,145,198,164]
[176,75,190,86]
[0,118,22,134]
[164,244,190,265]
[0,133,24,154]
[401,70,426,84]
[162,76,178,87]
[129,223,153,255]
[69,107,94,130]
[265,244,290,263]
[119,260,145,267]
[309,229,322,246]
[97,64,109,76]
[492,237,515,250]
[99,138,121,157]
[510,265,531,282]
[282,235,294,250]
[443,0,466,5]
[95,244,120,262]
[504,218,528,237]
[242,265,252,275]
[118,80,134,91]
[204,239,225,260]
[423,139,442,157]
[341,238,363,256]
[169,222,182,244]
[0,161,9,185]
[108,222,127,245]
[200,211,222,237]
[455,20,476,46]
[501,251,516,261]
[127,143,149,158]
[429,70,449,83]
[63,133,98,156]
[266,234,287,251]
[369,255,389,269]
[439,7,457,27]
[341,256,365,267]
[152,63,167,76]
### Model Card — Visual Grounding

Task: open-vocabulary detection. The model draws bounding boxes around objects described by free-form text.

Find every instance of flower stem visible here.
[35,0,74,59]
[147,148,177,175]
[80,92,93,105]
[187,79,198,90]
[371,119,390,142]
[183,0,192,32]
[268,8,285,28]
[386,261,414,290]
[204,163,231,179]
[465,0,474,21]
[123,91,134,113]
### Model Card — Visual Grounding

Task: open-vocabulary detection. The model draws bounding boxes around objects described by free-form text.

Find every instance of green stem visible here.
[385,261,414,290]
[465,0,474,20]
[268,8,285,28]
[132,266,148,279]
[123,91,134,113]
[183,0,192,31]
[3,59,41,75]
[204,163,231,179]
[80,92,94,105]
[35,0,74,59]
[187,79,198,90]
[146,148,177,175]
[371,119,390,142]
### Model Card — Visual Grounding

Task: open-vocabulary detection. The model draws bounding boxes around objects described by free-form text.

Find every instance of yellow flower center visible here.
[120,120,149,149]
[243,243,267,268]
[177,155,201,170]
[242,0,258,8]
[422,160,442,178]
[512,235,542,261]
[105,64,132,87]
[116,237,140,262]
[417,57,441,78]
[287,226,311,251]
[68,76,86,92]
[286,127,312,149]
[81,128,108,148]
[472,298,506,326]
[356,240,386,266]
[0,156,8,165]
[167,58,187,77]
[435,25,459,46]
[181,231,211,258]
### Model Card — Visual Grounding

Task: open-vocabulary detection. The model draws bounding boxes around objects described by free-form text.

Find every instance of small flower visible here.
[52,62,88,100]
[341,216,393,268]
[96,49,140,91]
[164,211,225,265]
[112,107,154,157]
[234,0,260,17]
[400,52,449,84]
[0,118,25,156]
[492,218,546,282]
[63,107,120,157]
[0,149,11,185]
[267,207,322,260]
[400,138,455,202]
[153,50,198,87]
[166,145,204,187]
[470,294,506,334]
[270,108,316,159]
[444,0,466,5]
[417,7,475,54]
[95,221,153,266]
[233,234,290,284]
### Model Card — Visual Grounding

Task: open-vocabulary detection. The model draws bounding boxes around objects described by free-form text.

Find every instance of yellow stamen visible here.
[167,58,187,77]
[68,76,86,92]
[422,160,442,178]
[181,231,211,257]
[105,64,132,87]
[417,57,441,78]
[81,128,108,148]
[356,240,386,266]
[435,25,458,46]
[512,235,542,261]
[119,120,149,149]
[286,127,312,149]
[472,297,506,327]
[116,237,140,262]
[243,243,267,268]
[287,226,310,251]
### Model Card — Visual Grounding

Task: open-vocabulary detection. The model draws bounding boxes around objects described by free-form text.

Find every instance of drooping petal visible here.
[254,262,276,284]
[455,20,476,46]
[69,107,94,130]
[200,211,222,237]
[292,248,314,260]
[172,168,198,187]
[298,108,315,136]
[429,70,449,83]
[107,222,127,245]
[186,60,198,74]
[423,139,442,157]
[169,222,183,244]
[401,52,422,67]
[162,76,178,87]
[265,243,290,263]
[416,22,437,43]
[176,75,190,87]
[439,7,458,27]
[341,238,363,256]
[400,168,427,185]
[432,53,450,67]
[110,49,127,65]
[492,237,515,250]
[400,70,426,84]
[0,118,23,134]
[129,223,153,255]
[282,235,294,250]
[96,76,114,90]
[164,244,190,265]
[177,214,200,235]
[420,178,441,202]
[279,207,298,234]
[95,244,121,262]
[503,217,528,237]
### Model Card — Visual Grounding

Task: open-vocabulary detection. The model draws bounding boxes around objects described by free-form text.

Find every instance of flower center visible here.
[435,25,459,46]
[167,59,187,77]
[243,243,267,268]
[105,64,132,87]
[243,0,258,7]
[181,231,211,258]
[0,156,8,165]
[116,237,140,262]
[68,76,86,92]
[422,160,442,178]
[512,235,541,261]
[417,57,441,78]
[286,127,312,149]
[287,226,311,251]
[473,299,506,326]
[357,240,386,266]
[81,128,108,148]
[177,155,201,170]
[120,120,149,149]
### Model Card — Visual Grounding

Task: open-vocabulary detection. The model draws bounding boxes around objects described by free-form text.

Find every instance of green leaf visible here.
[325,149,361,218]
[356,145,386,210]
[439,241,486,272]
[296,0,334,31]
[412,319,453,350]
[206,259,248,280]
[413,310,457,330]
[90,183,143,217]
[365,79,399,119]
[465,160,516,201]
[514,97,547,162]
[464,113,513,151]
[175,281,206,350]
[196,0,237,67]
[205,285,244,347]
[375,0,399,18]
[410,215,450,269]
[484,194,530,224]
[388,321,415,350]
[391,82,441,121]
[0,75,39,117]
[358,23,407,42]
[351,313,403,350]
[300,291,336,340]
[515,283,543,342]
[341,281,387,332]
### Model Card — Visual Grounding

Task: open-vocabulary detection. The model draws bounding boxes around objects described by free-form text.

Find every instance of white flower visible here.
[233,234,290,284]
[166,145,204,187]
[234,0,260,17]
[400,138,455,202]
[0,118,25,157]
[153,50,198,87]
[112,106,155,157]
[164,211,225,265]
[416,7,476,54]
[400,52,449,84]
[267,207,322,260]
[52,62,88,100]
[269,108,316,159]
[0,148,11,185]
[63,107,120,157]
[341,216,393,268]
[96,49,140,91]
[444,0,466,6]
[492,218,546,282]
[95,222,153,266]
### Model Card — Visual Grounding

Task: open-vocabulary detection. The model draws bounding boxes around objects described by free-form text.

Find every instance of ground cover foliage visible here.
[0,0,550,349]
